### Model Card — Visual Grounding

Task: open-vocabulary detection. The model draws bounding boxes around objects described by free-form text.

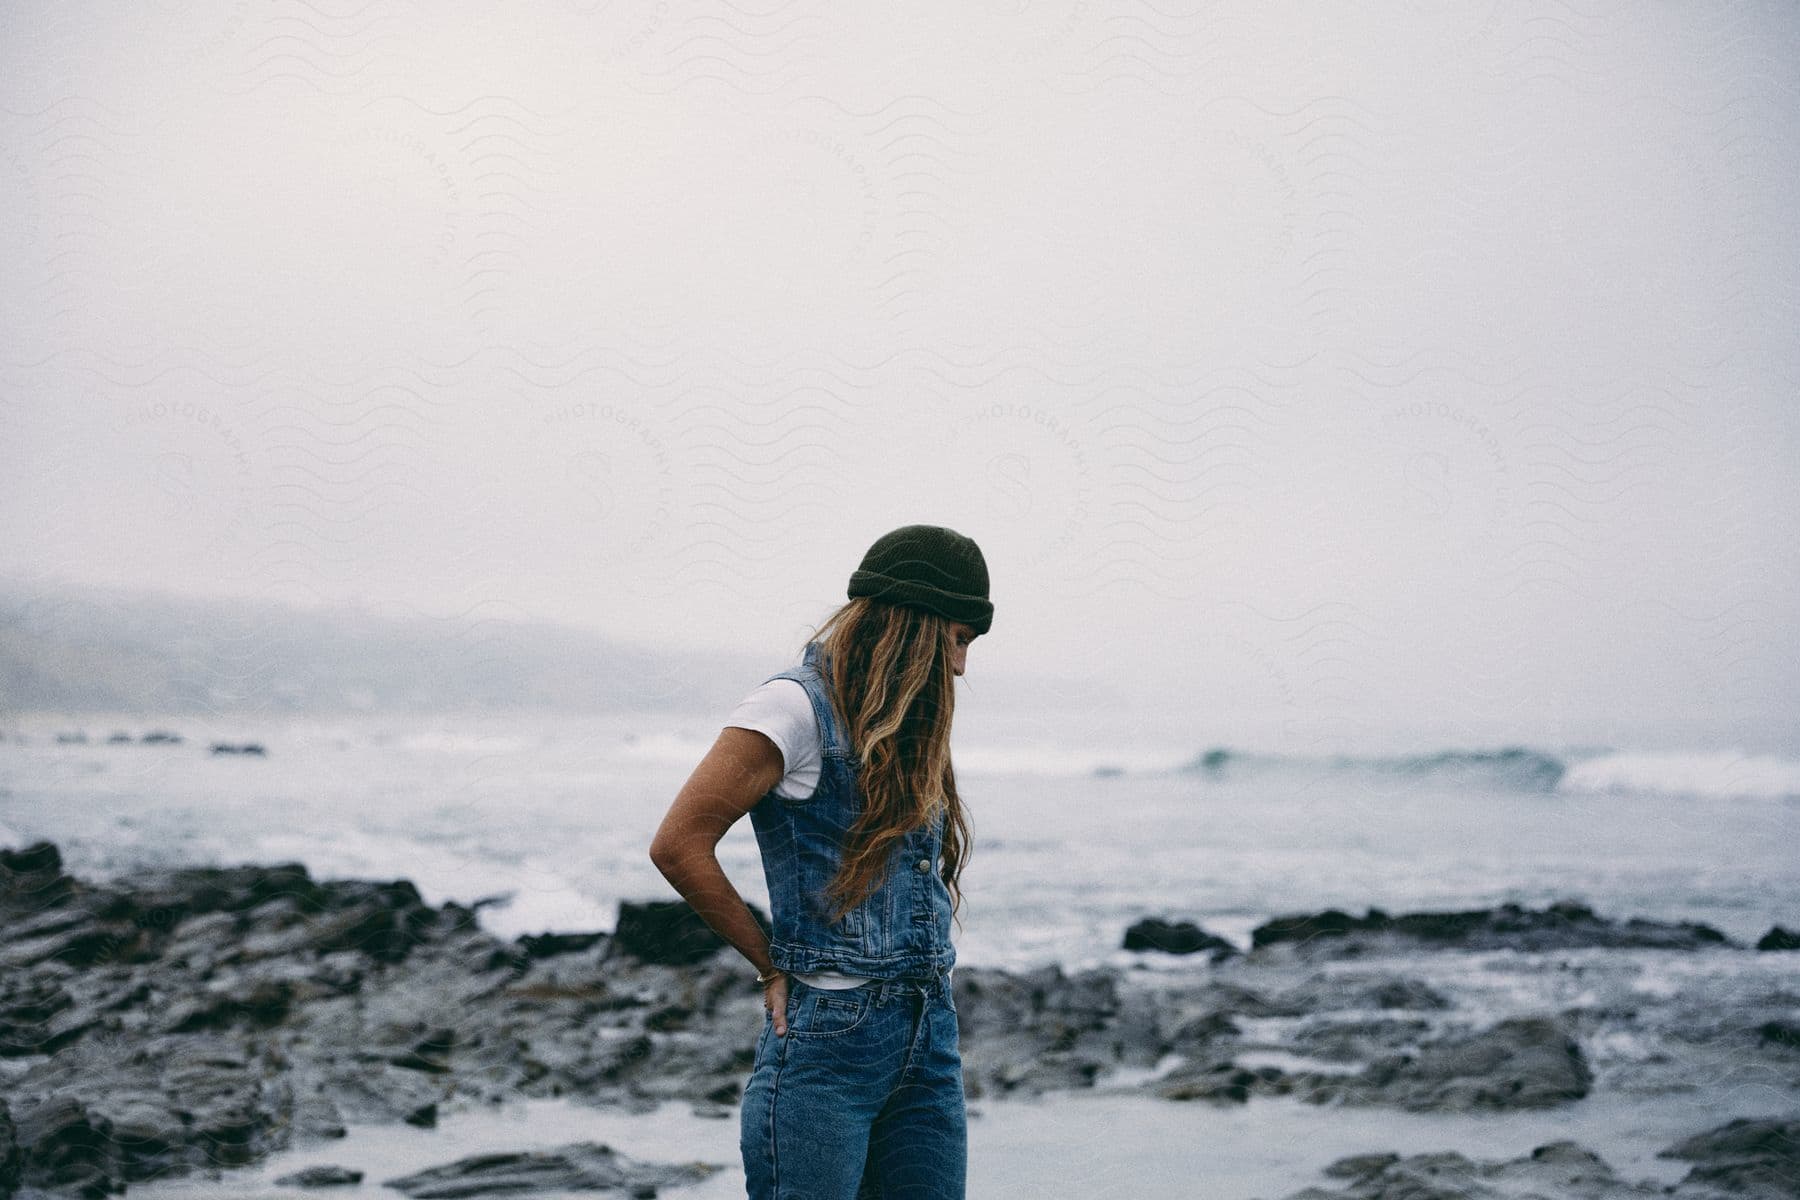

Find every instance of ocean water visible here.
[1,707,1796,970]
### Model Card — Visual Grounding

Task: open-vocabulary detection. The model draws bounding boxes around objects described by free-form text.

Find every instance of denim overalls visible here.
[739,640,966,1199]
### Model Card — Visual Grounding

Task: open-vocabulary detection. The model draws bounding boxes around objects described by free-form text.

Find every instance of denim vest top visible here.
[748,640,957,980]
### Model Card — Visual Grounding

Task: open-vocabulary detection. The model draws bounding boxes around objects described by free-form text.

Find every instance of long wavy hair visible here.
[805,596,971,933]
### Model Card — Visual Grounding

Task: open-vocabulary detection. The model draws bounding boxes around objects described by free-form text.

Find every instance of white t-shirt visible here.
[724,678,822,801]
[725,676,868,989]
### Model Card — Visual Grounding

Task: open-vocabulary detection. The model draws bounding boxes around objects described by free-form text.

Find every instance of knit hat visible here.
[847,524,992,636]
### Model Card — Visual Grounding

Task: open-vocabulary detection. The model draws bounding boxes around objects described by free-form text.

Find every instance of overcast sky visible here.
[2,2,1796,746]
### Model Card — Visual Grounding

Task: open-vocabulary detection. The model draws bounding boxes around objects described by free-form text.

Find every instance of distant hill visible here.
[0,580,770,716]
[0,580,1098,718]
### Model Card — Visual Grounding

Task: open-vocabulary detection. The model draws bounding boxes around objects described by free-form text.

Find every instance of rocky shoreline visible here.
[2,840,1796,1199]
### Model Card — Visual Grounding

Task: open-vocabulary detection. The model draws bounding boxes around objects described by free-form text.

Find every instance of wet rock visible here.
[6,836,1780,1199]
[309,881,442,964]
[516,932,607,960]
[275,1164,364,1187]
[101,1100,185,1186]
[0,979,90,1057]
[1291,1017,1434,1064]
[1155,1059,1289,1104]
[0,1100,19,1199]
[12,1097,118,1200]
[382,1142,723,1198]
[1658,1116,1800,1198]
[953,964,1127,1098]
[1271,973,1453,1016]
[612,899,764,966]
[1252,900,1736,956]
[1758,1020,1800,1051]
[1122,917,1238,960]
[1755,926,1800,951]
[295,1063,446,1129]
[1365,979,1453,1010]
[1309,1016,1592,1111]
[1280,1138,1667,1199]
[164,975,297,1032]
[0,842,73,911]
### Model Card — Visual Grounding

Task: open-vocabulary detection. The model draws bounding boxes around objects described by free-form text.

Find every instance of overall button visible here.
[914,857,930,873]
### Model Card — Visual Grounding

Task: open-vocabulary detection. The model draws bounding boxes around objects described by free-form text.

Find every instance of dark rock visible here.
[516,931,607,960]
[1658,1116,1800,1198]
[275,1164,364,1188]
[952,964,1133,1100]
[303,1063,443,1129]
[1292,1017,1433,1064]
[483,945,532,974]
[13,1097,118,1199]
[391,1030,456,1074]
[1366,979,1452,1010]
[0,1100,19,1199]
[1268,973,1451,1017]
[101,1101,185,1186]
[165,976,296,1032]
[383,1141,722,1198]
[613,899,766,966]
[0,842,73,910]
[309,881,439,964]
[1252,900,1737,955]
[1284,1139,1658,1200]
[645,1004,693,1032]
[1122,917,1238,960]
[1156,1059,1283,1104]
[1313,1015,1592,1111]
[1321,1151,1399,1179]
[1756,925,1800,951]
[0,979,87,1057]
[131,861,323,920]
[1758,1020,1800,1051]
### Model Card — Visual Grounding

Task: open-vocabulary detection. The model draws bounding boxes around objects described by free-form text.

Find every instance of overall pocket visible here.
[784,979,872,1039]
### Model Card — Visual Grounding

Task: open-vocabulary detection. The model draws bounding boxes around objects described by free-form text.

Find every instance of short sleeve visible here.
[723,678,823,800]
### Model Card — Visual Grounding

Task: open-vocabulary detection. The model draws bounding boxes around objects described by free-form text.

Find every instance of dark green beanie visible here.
[847,524,992,636]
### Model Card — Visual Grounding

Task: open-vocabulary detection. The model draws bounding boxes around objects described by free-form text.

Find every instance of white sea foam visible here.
[1558,750,1800,801]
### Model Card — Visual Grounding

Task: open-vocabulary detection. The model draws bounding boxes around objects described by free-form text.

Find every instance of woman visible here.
[648,523,992,1200]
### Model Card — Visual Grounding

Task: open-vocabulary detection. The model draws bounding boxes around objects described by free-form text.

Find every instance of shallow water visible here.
[2,709,1794,967]
[121,1082,1796,1200]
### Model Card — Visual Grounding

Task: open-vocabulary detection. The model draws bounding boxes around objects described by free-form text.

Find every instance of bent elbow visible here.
[648,836,688,874]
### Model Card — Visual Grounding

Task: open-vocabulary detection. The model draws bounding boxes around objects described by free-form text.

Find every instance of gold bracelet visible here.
[755,967,782,985]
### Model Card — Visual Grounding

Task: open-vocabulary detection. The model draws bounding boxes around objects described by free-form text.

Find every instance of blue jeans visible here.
[740,967,965,1199]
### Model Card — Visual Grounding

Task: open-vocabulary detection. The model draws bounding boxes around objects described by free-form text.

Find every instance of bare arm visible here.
[648,725,785,981]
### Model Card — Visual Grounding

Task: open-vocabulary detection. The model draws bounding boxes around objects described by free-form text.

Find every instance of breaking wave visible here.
[1180,746,1800,799]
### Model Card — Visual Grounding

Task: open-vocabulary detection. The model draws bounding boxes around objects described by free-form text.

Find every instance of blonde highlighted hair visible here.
[805,597,971,932]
